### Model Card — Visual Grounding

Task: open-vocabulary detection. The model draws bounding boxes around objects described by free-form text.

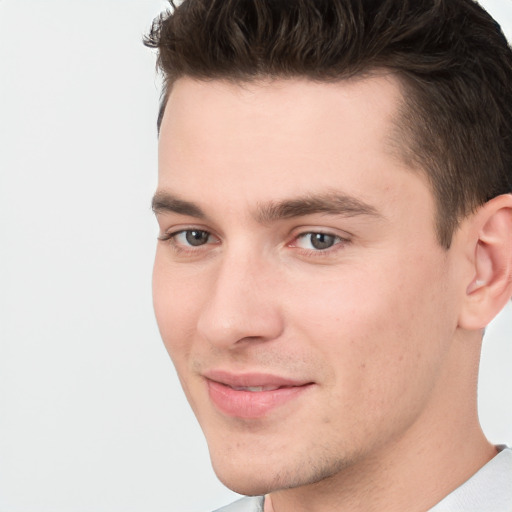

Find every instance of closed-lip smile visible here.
[203,370,314,419]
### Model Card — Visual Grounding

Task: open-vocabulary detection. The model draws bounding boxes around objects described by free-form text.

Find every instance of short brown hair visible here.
[145,0,512,247]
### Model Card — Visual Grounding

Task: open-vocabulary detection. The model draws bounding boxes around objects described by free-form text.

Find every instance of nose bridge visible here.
[196,245,283,348]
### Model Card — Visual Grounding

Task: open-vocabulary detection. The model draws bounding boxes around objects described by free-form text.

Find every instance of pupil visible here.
[186,230,209,246]
[311,233,335,250]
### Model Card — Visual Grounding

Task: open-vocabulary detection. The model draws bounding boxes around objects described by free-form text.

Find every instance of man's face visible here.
[153,76,463,494]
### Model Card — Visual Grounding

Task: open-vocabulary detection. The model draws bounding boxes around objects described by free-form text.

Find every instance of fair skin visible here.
[153,75,512,512]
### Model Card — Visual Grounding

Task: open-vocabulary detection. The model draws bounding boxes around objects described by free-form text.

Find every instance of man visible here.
[146,0,512,510]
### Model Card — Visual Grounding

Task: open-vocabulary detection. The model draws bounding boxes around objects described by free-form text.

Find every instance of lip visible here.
[204,370,314,419]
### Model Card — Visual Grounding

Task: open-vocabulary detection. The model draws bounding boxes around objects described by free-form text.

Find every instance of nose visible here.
[196,252,284,349]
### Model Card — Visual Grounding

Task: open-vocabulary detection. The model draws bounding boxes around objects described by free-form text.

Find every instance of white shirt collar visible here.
[428,446,512,511]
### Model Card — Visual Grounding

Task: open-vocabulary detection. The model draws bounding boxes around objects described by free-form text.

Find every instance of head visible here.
[147,0,512,500]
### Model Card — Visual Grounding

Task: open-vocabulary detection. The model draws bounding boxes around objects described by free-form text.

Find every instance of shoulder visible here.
[212,496,264,512]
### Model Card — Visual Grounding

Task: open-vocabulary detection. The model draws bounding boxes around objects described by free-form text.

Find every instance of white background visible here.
[0,1,511,511]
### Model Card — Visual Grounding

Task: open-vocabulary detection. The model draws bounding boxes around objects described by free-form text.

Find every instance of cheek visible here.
[287,251,454,407]
[152,255,209,414]
[152,253,202,359]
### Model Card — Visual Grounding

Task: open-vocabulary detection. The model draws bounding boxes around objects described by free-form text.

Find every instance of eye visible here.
[159,229,217,249]
[293,232,343,251]
[176,229,211,247]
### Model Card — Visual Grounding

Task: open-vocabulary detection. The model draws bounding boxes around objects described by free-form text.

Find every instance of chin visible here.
[210,457,275,495]
[210,448,350,497]
[215,473,272,496]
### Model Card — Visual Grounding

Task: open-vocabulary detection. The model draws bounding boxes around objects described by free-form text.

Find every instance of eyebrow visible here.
[151,191,381,222]
[152,192,206,218]
[255,193,381,223]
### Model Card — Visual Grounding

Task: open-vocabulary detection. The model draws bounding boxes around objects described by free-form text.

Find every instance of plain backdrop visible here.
[0,1,511,511]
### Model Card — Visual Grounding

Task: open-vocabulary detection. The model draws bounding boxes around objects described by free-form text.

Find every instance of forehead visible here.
[160,74,405,150]
[157,75,425,216]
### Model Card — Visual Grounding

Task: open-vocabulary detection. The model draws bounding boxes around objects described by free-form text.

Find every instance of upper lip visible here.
[203,369,312,388]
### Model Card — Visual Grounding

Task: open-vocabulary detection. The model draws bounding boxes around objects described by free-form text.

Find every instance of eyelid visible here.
[158,223,216,239]
[288,226,352,242]
[287,228,351,255]
[158,226,221,253]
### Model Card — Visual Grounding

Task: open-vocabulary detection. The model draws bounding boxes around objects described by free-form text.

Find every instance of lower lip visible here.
[207,380,311,419]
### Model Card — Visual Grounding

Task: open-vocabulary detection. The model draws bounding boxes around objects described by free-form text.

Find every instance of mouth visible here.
[230,385,285,392]
[204,371,314,419]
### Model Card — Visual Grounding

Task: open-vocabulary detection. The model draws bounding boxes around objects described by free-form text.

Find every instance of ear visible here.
[458,194,512,330]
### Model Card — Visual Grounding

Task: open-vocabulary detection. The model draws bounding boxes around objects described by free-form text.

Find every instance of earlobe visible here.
[458,194,512,330]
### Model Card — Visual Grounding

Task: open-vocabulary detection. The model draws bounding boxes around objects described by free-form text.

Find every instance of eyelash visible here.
[158,229,219,255]
[158,228,350,257]
[290,232,349,256]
